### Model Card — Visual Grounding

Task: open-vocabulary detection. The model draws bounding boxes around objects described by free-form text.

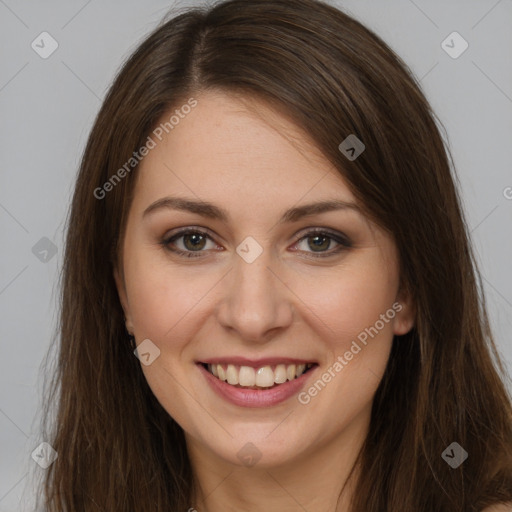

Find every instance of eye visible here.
[292,229,352,258]
[161,228,219,258]
[161,227,352,259]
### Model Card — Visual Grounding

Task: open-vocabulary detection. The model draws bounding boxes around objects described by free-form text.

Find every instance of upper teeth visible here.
[207,363,313,388]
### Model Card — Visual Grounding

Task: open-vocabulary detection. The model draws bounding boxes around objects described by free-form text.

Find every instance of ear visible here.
[392,284,416,336]
[113,265,134,334]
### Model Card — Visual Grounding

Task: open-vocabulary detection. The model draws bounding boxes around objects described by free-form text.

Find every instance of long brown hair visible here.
[37,0,512,510]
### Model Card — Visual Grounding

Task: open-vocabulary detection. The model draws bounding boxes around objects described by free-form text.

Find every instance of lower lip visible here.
[197,363,317,408]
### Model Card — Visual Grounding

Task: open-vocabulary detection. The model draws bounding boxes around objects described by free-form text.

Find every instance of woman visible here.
[38,0,512,510]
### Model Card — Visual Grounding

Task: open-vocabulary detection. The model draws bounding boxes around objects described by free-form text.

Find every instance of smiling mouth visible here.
[200,362,317,389]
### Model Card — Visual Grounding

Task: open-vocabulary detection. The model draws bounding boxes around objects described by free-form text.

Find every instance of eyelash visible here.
[160,227,352,259]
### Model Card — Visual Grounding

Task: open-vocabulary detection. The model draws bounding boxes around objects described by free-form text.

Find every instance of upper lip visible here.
[198,356,317,368]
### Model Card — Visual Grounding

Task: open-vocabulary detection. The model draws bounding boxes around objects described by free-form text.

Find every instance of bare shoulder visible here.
[482,504,512,512]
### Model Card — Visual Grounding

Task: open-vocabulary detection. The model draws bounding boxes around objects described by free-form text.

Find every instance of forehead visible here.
[132,91,356,213]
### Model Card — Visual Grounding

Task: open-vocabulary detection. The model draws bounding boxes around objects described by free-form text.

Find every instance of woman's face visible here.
[114,91,414,470]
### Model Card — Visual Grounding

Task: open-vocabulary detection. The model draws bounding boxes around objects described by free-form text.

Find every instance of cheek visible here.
[123,254,213,433]
[124,251,217,342]
[292,253,399,348]
[292,260,397,427]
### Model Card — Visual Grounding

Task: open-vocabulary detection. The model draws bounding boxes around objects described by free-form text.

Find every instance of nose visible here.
[215,246,294,344]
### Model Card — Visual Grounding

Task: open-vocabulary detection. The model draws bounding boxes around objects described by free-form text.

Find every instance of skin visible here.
[114,90,415,511]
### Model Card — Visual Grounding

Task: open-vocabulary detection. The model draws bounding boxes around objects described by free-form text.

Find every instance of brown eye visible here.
[182,232,207,251]
[292,229,352,258]
[162,229,218,258]
[161,227,351,259]
[307,234,332,252]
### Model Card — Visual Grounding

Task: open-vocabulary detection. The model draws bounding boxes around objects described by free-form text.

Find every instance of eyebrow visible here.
[142,196,362,224]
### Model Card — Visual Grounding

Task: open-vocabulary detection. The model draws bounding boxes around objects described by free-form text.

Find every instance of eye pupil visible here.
[184,233,206,251]
[309,235,330,251]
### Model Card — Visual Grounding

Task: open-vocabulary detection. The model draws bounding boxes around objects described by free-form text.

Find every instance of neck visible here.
[187,410,369,512]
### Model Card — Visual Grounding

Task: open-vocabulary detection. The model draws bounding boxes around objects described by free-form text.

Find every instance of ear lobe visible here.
[392,286,416,336]
[113,266,134,333]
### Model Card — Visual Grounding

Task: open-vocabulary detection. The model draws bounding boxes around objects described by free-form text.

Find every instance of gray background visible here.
[1,0,511,509]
